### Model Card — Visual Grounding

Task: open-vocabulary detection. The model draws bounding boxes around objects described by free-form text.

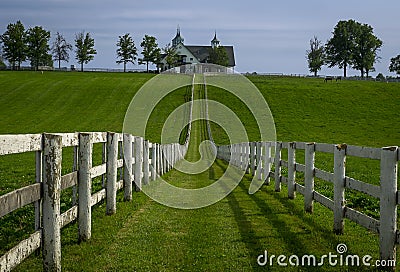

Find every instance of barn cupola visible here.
[172,26,184,47]
[211,31,220,48]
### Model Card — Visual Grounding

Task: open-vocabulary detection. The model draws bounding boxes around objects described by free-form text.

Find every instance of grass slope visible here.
[14,77,387,271]
[1,72,399,270]
[0,71,153,133]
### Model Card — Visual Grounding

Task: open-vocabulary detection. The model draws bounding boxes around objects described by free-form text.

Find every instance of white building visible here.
[160,27,235,72]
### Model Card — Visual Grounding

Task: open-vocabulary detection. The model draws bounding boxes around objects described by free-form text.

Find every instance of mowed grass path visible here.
[15,76,386,271]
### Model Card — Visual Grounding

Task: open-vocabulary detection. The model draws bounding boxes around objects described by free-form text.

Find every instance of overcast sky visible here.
[1,0,399,76]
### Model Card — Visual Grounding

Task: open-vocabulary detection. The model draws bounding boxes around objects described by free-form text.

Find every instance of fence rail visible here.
[0,132,186,272]
[217,141,399,269]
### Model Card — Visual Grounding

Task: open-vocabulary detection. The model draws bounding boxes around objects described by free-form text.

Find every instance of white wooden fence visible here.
[217,141,399,268]
[0,132,186,271]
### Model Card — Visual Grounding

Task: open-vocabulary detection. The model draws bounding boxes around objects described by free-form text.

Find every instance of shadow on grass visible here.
[213,160,350,271]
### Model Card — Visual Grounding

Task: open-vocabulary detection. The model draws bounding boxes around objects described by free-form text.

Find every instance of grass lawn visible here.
[0,72,399,271]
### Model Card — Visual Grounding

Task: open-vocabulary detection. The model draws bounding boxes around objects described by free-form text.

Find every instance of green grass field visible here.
[0,71,399,271]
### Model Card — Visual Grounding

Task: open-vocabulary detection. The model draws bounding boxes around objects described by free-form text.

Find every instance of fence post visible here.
[134,136,143,191]
[151,143,157,181]
[333,144,346,234]
[250,142,255,176]
[106,132,118,215]
[143,140,150,185]
[157,144,161,176]
[304,142,315,213]
[288,142,296,199]
[379,146,398,268]
[78,133,92,241]
[245,143,250,173]
[263,142,271,185]
[256,142,262,180]
[274,142,282,192]
[160,145,164,176]
[42,133,62,272]
[123,134,133,201]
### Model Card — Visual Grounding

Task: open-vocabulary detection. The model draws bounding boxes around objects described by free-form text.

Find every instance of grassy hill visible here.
[1,72,399,271]
[209,75,399,147]
[0,71,153,134]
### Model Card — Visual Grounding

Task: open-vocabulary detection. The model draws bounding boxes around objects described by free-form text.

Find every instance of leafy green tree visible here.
[116,33,137,72]
[74,31,97,72]
[351,23,382,78]
[163,43,178,70]
[208,46,229,67]
[325,20,359,77]
[139,35,161,73]
[306,36,325,76]
[51,32,72,69]
[0,20,27,70]
[389,55,400,75]
[0,43,5,69]
[26,26,51,70]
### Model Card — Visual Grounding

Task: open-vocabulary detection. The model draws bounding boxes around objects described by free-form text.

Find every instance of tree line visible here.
[0,20,229,73]
[0,20,163,72]
[307,19,400,77]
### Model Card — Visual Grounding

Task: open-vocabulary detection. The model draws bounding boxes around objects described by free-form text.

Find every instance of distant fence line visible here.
[0,132,187,271]
[1,66,148,73]
[217,141,399,269]
[245,73,400,82]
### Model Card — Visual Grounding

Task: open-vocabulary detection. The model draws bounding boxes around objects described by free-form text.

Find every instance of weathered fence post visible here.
[244,143,249,173]
[42,133,62,272]
[118,140,123,181]
[333,144,346,234]
[304,142,315,213]
[379,146,398,268]
[256,142,262,180]
[134,136,143,191]
[160,145,164,176]
[143,140,150,185]
[123,134,133,201]
[263,142,271,185]
[288,142,296,199]
[151,143,157,181]
[156,143,161,176]
[274,142,282,192]
[106,132,118,215]
[78,133,92,241]
[232,144,236,167]
[250,142,255,176]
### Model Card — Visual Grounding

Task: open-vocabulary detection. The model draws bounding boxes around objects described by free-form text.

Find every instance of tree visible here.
[351,23,382,78]
[74,31,97,72]
[389,55,400,75]
[139,35,161,73]
[208,45,229,66]
[26,26,51,70]
[325,20,359,78]
[0,42,5,69]
[306,36,325,76]
[163,43,178,70]
[0,20,27,70]
[51,32,72,69]
[116,33,137,72]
